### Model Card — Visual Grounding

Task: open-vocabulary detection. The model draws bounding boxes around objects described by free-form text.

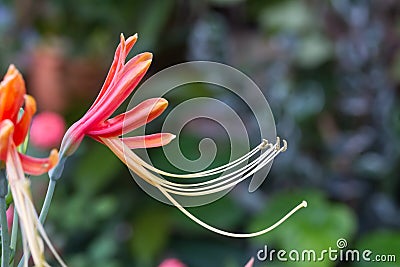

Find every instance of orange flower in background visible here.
[0,65,62,266]
[51,34,175,179]
[0,65,58,174]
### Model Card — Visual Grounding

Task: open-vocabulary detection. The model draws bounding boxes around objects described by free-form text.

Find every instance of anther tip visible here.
[260,139,269,149]
[275,137,281,150]
[301,200,308,208]
[282,139,288,151]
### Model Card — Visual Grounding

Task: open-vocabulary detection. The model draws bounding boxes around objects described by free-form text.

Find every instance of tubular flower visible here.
[54,34,307,238]
[0,65,63,266]
[50,33,175,179]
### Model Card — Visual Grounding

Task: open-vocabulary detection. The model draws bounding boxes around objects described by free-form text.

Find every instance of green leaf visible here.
[207,0,245,6]
[88,233,118,263]
[259,1,314,33]
[295,33,333,68]
[74,142,122,195]
[130,206,171,265]
[92,195,117,220]
[135,0,174,51]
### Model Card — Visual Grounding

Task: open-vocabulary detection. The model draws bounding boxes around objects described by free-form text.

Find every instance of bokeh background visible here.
[1,0,400,266]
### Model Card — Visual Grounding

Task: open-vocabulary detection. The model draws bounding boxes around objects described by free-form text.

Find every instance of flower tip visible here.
[130,33,138,41]
[3,64,22,85]
[24,95,37,114]
[157,98,168,109]
[139,51,153,61]
[162,133,176,145]
[5,64,17,76]
[49,149,59,167]
[0,119,14,134]
[7,64,16,72]
[0,120,14,159]
[120,33,125,42]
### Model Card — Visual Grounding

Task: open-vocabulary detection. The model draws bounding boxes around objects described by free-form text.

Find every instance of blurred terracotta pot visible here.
[28,43,67,112]
[28,40,106,113]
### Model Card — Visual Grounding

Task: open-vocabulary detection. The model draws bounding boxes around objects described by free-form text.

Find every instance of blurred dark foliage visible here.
[1,0,400,266]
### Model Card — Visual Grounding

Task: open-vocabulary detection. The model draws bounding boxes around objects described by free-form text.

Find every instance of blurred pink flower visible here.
[245,257,254,267]
[158,258,186,267]
[30,111,66,149]
[6,205,13,231]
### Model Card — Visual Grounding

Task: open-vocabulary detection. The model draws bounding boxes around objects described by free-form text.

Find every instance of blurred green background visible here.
[1,0,400,266]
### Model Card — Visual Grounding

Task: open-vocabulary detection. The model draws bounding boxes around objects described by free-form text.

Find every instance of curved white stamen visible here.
[132,138,286,197]
[158,184,307,238]
[148,143,275,188]
[147,144,284,196]
[129,139,273,179]
[102,137,306,238]
[103,137,286,196]
[159,150,282,196]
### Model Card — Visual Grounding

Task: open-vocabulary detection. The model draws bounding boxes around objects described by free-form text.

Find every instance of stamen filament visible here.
[132,139,286,197]
[102,137,286,197]
[102,137,307,238]
[23,192,68,267]
[155,146,284,196]
[127,139,272,179]
[152,142,276,188]
[158,184,307,238]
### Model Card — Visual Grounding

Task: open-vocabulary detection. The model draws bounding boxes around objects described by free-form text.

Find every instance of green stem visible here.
[17,178,57,267]
[0,198,10,267]
[0,170,10,267]
[9,206,18,266]
[39,179,57,224]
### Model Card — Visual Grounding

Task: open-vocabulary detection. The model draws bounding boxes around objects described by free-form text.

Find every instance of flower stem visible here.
[0,198,10,267]
[17,178,57,267]
[39,179,57,224]
[9,206,18,266]
[0,170,10,267]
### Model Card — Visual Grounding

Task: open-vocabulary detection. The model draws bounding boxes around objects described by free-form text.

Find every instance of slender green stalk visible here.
[0,170,10,267]
[39,179,57,224]
[17,178,57,267]
[9,207,18,266]
[0,198,10,267]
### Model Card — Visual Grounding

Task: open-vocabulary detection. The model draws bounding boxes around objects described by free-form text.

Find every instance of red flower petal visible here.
[0,65,26,124]
[82,52,152,129]
[89,34,138,112]
[19,149,59,176]
[13,95,36,146]
[0,120,14,161]
[87,98,167,138]
[122,133,176,149]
